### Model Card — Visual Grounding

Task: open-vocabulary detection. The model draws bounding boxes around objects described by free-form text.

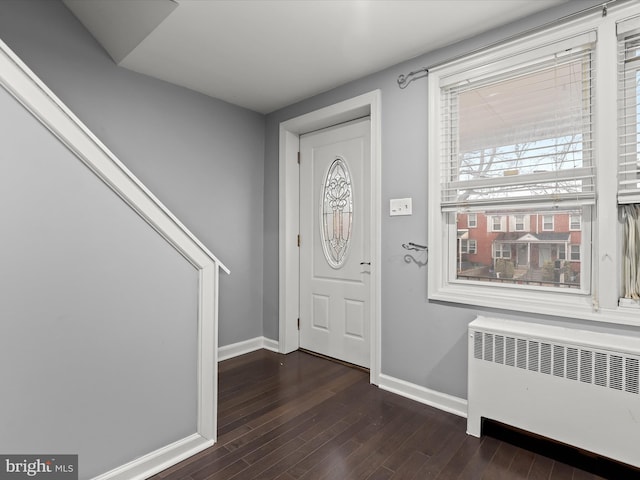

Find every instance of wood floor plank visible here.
[527,454,554,480]
[197,458,249,480]
[155,350,639,480]
[299,439,363,480]
[548,461,575,480]
[388,450,431,479]
[156,446,231,480]
[571,469,602,480]
[199,401,358,480]
[480,442,519,480]
[315,419,402,480]
[346,411,433,480]
[435,433,485,480]
[309,407,417,480]
[455,436,502,480]
[259,418,355,479]
[508,447,536,479]
[382,414,454,472]
[286,416,374,478]
[224,393,345,453]
[225,437,304,480]
[409,427,469,479]
[218,362,353,434]
[367,466,395,480]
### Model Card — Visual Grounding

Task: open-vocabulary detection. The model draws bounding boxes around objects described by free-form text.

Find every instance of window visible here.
[515,215,525,231]
[542,215,555,231]
[461,239,477,254]
[570,214,581,230]
[468,213,477,228]
[429,3,640,322]
[469,240,477,254]
[433,31,594,290]
[559,244,567,260]
[570,245,581,261]
[618,20,640,204]
[494,243,511,259]
[425,9,624,320]
[618,17,640,301]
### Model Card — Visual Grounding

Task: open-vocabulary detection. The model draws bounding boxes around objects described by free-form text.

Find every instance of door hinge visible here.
[297,318,300,330]
[297,151,300,164]
[297,234,301,247]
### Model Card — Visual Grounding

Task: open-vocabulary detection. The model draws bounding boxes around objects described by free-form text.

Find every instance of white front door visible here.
[299,118,370,368]
[539,245,552,266]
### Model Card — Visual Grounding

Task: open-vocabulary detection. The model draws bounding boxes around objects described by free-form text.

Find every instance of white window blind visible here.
[617,16,640,204]
[440,34,596,212]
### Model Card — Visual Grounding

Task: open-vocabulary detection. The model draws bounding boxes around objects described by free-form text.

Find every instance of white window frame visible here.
[468,239,477,254]
[559,244,567,260]
[570,244,581,261]
[468,213,477,228]
[494,243,511,259]
[490,215,505,232]
[570,214,582,230]
[515,215,525,232]
[428,3,640,326]
[542,215,555,232]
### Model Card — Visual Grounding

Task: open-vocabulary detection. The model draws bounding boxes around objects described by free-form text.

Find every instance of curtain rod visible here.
[396,1,615,89]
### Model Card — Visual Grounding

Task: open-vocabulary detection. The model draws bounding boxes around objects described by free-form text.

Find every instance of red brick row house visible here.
[457,211,582,285]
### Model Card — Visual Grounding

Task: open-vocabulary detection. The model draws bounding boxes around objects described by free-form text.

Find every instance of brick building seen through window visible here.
[456,211,581,287]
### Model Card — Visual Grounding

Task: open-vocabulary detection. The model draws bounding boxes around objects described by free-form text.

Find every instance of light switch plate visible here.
[390,197,412,216]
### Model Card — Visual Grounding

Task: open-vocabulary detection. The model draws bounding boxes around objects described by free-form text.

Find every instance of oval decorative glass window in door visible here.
[321,157,353,268]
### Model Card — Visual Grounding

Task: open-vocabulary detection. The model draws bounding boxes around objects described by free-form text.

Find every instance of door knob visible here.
[360,262,371,265]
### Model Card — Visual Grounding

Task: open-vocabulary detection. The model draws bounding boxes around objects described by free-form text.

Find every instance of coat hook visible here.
[402,242,428,266]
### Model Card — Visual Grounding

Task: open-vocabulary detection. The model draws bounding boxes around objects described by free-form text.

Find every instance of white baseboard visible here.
[91,433,212,480]
[262,337,279,353]
[218,336,280,362]
[378,373,468,418]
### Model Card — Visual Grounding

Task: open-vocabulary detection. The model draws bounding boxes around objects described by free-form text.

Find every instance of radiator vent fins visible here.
[495,335,504,365]
[506,337,515,367]
[595,352,607,387]
[567,347,578,381]
[580,350,593,384]
[627,358,639,394]
[517,339,527,369]
[611,356,623,391]
[472,330,640,395]
[553,345,565,378]
[541,343,552,375]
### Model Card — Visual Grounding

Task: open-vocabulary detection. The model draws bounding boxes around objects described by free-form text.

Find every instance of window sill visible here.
[619,298,640,309]
[429,284,640,327]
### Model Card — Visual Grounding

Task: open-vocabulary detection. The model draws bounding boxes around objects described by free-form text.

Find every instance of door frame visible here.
[278,90,381,385]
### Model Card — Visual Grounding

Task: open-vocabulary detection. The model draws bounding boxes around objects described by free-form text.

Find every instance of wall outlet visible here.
[390,197,412,216]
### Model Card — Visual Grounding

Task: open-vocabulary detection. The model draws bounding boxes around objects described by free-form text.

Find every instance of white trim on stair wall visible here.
[0,38,228,480]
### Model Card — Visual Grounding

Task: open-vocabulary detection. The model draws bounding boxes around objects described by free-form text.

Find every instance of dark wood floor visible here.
[153,350,638,480]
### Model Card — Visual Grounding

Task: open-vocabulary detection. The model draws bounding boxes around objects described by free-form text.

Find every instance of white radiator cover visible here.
[468,316,640,468]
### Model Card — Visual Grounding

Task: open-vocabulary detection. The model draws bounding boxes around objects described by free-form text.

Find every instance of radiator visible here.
[468,316,640,468]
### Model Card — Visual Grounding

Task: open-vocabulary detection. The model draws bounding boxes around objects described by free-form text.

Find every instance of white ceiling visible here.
[63,0,568,114]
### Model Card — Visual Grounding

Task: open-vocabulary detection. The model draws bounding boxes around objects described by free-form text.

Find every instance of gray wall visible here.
[0,1,264,477]
[0,55,198,479]
[0,0,266,348]
[263,0,625,399]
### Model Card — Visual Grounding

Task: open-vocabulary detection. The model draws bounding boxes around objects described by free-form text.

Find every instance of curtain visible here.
[622,204,640,299]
